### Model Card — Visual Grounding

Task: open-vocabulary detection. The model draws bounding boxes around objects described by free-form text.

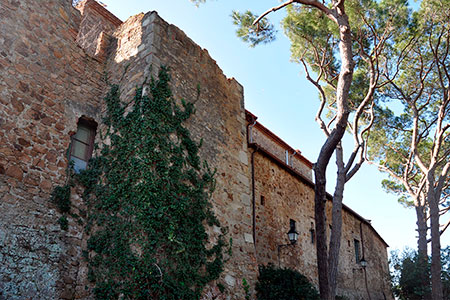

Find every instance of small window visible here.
[354,239,360,263]
[260,195,265,206]
[310,222,315,244]
[69,118,97,172]
[310,228,315,244]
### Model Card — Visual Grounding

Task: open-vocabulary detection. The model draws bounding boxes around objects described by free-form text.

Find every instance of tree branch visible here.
[252,0,295,26]
[300,58,331,137]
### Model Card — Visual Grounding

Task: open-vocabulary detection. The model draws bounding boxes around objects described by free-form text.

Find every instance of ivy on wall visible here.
[75,67,228,299]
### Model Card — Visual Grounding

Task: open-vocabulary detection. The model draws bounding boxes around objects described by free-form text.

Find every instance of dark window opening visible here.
[69,118,97,172]
[310,229,315,244]
[354,239,360,263]
[290,219,296,231]
[260,195,265,206]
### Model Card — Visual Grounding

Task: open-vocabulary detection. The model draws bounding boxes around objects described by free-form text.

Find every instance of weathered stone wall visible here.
[0,0,111,298]
[0,0,391,299]
[0,1,257,297]
[249,120,313,180]
[253,151,318,279]
[336,210,391,299]
[251,142,392,299]
[75,0,122,59]
[104,11,258,299]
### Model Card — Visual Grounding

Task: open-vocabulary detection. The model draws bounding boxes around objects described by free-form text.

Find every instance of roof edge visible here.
[248,141,389,248]
[245,110,313,168]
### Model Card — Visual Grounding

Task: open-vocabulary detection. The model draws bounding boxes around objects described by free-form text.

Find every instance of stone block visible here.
[244,233,253,244]
[224,274,235,287]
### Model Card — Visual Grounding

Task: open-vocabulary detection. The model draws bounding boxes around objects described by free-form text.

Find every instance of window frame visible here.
[69,118,97,171]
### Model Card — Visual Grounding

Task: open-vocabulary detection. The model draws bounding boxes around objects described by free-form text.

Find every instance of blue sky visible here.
[101,0,447,252]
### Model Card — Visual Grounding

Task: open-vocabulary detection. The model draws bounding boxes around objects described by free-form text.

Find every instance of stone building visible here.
[0,0,391,299]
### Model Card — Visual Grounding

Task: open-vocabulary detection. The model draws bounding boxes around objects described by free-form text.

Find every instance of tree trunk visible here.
[416,203,428,259]
[314,122,349,300]
[314,163,331,299]
[415,202,430,299]
[314,132,348,300]
[328,145,345,300]
[428,186,443,300]
[314,10,353,300]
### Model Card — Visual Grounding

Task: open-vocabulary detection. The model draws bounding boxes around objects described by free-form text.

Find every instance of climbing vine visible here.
[77,67,228,299]
[50,184,71,230]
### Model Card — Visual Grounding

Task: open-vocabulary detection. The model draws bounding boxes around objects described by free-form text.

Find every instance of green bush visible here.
[390,247,450,299]
[255,264,319,300]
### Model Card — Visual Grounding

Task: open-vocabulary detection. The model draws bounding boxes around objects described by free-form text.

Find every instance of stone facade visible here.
[0,0,106,298]
[0,0,391,299]
[247,113,391,299]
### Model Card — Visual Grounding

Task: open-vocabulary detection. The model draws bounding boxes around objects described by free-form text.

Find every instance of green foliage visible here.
[232,0,410,114]
[242,278,251,300]
[255,264,319,300]
[57,215,69,231]
[390,249,430,299]
[442,247,450,298]
[231,10,276,47]
[367,0,450,206]
[51,185,71,213]
[282,0,410,108]
[78,67,227,299]
[390,247,450,299]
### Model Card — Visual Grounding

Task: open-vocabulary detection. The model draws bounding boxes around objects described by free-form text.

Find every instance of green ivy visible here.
[77,67,227,299]
[57,215,69,230]
[51,185,71,213]
[242,278,251,300]
[50,183,72,230]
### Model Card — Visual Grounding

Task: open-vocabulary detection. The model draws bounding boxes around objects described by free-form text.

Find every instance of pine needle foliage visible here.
[78,67,227,299]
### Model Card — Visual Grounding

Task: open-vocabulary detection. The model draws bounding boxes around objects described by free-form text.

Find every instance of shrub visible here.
[255,264,319,300]
[390,247,450,299]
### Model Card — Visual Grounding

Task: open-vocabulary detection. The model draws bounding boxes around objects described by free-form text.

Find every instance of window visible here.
[69,118,97,172]
[354,239,361,263]
[310,222,315,244]
[260,195,265,206]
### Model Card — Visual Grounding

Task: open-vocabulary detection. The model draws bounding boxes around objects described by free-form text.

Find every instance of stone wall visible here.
[104,10,258,299]
[75,0,122,59]
[0,0,114,298]
[247,112,313,180]
[249,121,392,299]
[1,1,258,298]
[0,0,391,299]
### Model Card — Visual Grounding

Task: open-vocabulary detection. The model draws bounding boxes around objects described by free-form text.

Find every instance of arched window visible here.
[69,118,97,172]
